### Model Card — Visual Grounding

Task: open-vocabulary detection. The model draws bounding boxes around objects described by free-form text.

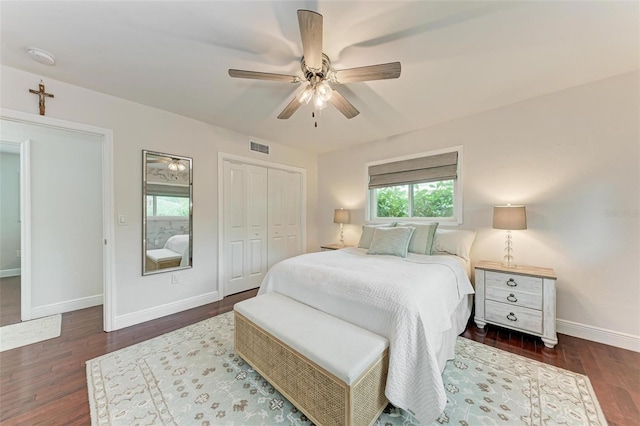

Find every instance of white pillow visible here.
[367,226,414,258]
[432,229,476,260]
[357,222,396,249]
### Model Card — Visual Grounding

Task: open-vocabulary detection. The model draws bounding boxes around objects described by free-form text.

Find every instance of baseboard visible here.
[557,318,640,353]
[113,291,221,331]
[0,268,21,278]
[30,294,103,319]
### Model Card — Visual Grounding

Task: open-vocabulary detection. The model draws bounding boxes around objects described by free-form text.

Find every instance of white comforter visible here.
[257,247,474,425]
[164,234,189,267]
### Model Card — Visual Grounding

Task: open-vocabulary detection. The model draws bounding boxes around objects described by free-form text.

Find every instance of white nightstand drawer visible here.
[485,300,542,334]
[485,271,542,296]
[485,286,542,310]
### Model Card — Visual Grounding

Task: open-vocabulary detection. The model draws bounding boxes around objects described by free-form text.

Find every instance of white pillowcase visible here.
[432,229,476,261]
[397,222,439,255]
[357,222,396,249]
[367,226,415,258]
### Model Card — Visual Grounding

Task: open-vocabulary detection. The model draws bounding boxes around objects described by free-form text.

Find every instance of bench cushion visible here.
[234,293,388,385]
[146,248,182,262]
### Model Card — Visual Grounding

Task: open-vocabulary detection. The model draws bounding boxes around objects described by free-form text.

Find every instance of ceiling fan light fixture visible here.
[168,160,186,172]
[298,85,313,104]
[313,93,327,110]
[317,80,333,102]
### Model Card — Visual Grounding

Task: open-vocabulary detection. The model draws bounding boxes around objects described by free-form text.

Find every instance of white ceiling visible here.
[1,1,638,154]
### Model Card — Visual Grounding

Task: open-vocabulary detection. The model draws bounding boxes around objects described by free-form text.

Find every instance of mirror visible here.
[143,150,192,275]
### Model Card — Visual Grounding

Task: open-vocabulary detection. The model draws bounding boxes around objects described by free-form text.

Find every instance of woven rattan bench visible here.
[234,292,389,426]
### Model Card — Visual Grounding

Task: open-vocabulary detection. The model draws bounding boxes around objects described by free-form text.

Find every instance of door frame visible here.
[0,108,116,331]
[217,152,307,298]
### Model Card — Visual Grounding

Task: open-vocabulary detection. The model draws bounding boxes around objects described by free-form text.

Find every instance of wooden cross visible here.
[29,81,54,115]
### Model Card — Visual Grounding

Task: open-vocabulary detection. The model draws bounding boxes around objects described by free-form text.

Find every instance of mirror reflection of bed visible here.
[145,234,190,271]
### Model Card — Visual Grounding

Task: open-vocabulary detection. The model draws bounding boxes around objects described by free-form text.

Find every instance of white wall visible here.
[0,151,21,273]
[318,71,639,351]
[0,65,318,329]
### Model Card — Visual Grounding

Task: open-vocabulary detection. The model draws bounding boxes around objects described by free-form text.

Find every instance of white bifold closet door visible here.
[267,168,302,269]
[223,161,302,296]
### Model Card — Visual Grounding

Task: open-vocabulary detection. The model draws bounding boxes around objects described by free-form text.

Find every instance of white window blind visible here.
[146,183,190,197]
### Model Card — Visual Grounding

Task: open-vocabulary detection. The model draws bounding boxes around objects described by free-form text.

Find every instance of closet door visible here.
[268,169,302,268]
[223,162,267,296]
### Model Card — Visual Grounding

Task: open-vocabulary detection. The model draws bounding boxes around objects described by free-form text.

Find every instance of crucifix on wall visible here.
[29,80,54,115]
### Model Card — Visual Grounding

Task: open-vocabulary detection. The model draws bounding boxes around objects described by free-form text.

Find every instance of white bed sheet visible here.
[257,247,474,424]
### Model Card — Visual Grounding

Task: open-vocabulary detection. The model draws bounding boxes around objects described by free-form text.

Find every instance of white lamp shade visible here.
[493,205,527,230]
[333,209,350,224]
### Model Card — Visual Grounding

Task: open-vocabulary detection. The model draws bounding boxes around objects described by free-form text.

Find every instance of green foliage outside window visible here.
[375,180,454,218]
[413,180,454,217]
[376,186,409,217]
[147,195,190,217]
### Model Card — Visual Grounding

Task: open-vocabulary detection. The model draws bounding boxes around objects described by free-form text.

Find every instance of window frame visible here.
[365,146,463,224]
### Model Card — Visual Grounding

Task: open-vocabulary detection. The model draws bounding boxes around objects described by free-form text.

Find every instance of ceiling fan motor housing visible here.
[301,53,332,81]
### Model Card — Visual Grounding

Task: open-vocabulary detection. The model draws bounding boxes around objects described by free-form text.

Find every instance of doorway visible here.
[0,109,115,331]
[0,138,26,326]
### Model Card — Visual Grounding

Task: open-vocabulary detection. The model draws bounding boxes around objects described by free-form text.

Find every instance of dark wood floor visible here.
[1,288,638,425]
[0,276,21,327]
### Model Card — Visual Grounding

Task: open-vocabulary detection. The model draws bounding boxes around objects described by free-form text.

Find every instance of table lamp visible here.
[333,208,350,247]
[493,205,527,267]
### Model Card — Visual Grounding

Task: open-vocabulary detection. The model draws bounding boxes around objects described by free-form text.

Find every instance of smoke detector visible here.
[26,47,56,66]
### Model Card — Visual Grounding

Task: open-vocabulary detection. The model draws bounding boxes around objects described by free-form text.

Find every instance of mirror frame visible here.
[142,150,193,275]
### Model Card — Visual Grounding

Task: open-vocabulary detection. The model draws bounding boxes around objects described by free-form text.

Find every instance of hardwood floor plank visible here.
[1,288,638,425]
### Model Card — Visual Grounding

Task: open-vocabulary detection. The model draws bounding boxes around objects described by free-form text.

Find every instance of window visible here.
[146,183,190,218]
[146,195,190,217]
[367,148,462,223]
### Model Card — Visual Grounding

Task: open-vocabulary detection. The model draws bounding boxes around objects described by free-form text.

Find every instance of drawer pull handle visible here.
[507,312,518,322]
[507,294,518,303]
[506,278,517,287]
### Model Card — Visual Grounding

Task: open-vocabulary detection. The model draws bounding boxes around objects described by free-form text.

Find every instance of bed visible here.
[257,240,474,425]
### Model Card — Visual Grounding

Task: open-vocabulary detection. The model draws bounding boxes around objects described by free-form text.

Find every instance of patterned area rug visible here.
[86,312,606,425]
[0,314,61,352]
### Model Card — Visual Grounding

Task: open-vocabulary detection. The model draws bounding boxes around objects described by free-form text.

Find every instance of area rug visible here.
[0,314,61,352]
[86,312,607,425]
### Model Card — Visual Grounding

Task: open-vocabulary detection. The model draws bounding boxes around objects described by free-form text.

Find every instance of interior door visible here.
[245,165,268,288]
[223,161,267,296]
[284,170,302,259]
[268,168,302,268]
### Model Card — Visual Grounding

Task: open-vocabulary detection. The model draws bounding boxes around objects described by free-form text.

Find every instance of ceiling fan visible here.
[148,156,187,172]
[228,9,401,126]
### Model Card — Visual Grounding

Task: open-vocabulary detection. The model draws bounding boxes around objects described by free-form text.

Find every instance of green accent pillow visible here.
[397,222,439,255]
[357,222,396,249]
[367,226,415,258]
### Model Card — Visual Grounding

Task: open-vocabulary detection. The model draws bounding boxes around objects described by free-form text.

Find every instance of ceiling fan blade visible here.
[333,62,401,83]
[330,90,360,119]
[297,10,323,72]
[277,96,303,119]
[148,157,171,163]
[229,69,300,83]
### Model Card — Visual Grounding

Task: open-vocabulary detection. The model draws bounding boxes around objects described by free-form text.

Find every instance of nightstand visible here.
[321,243,351,251]
[474,260,558,348]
